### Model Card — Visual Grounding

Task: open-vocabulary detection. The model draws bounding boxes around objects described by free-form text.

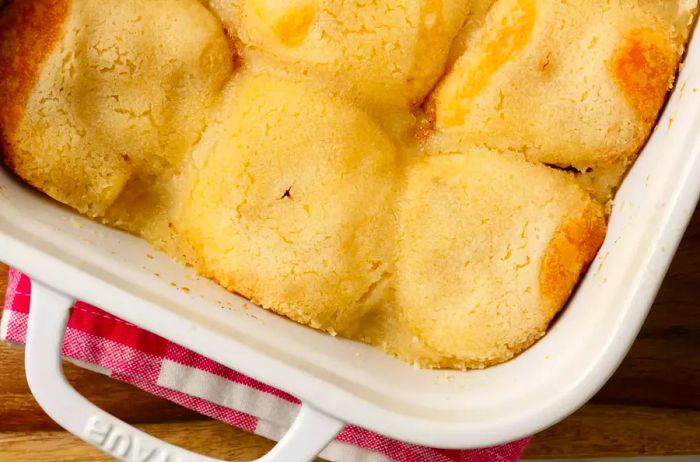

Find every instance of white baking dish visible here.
[1,23,699,462]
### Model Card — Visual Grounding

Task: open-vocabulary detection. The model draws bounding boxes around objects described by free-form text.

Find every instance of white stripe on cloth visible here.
[254,418,393,462]
[156,359,395,462]
[65,357,112,375]
[61,328,163,382]
[157,359,299,425]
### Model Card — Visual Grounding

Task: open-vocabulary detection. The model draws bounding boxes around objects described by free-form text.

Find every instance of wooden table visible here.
[0,207,699,460]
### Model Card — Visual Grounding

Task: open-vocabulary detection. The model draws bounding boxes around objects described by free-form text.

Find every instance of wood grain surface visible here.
[0,206,698,460]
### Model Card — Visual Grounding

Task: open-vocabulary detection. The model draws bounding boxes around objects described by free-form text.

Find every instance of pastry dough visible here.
[1,0,695,368]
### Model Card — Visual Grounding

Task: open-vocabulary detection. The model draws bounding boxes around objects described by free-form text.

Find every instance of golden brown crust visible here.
[539,205,607,316]
[433,0,536,128]
[1,0,691,370]
[611,28,678,126]
[0,0,70,168]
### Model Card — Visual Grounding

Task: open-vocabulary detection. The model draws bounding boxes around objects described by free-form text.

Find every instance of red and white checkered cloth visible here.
[1,268,531,462]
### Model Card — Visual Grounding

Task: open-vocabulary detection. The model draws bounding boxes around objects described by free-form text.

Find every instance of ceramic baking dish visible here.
[0,21,699,462]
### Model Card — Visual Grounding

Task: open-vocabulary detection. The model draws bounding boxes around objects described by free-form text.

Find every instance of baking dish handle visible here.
[24,280,345,462]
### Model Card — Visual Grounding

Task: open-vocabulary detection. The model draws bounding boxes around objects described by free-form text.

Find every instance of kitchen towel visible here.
[1,268,531,462]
